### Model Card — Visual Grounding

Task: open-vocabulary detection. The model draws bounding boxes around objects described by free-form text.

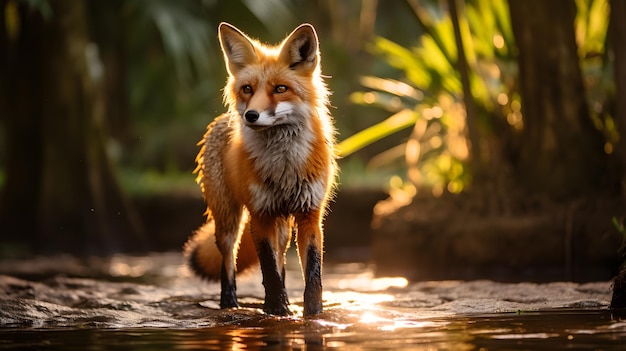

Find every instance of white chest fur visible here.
[241,121,327,215]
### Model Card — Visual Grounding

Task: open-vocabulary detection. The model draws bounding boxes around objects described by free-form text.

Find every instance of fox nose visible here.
[245,110,259,123]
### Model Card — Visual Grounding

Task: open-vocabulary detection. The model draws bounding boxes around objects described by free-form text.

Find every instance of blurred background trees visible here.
[0,0,623,261]
[343,0,616,200]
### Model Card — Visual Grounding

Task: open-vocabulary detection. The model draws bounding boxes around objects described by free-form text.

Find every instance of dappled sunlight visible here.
[323,290,395,308]
[326,263,407,289]
[385,175,416,209]
[506,98,524,130]
[107,253,192,279]
[359,76,424,101]
[320,288,450,337]
[338,275,408,291]
[401,94,469,196]
[317,265,448,335]
[493,33,505,49]
[1,0,622,347]
[108,257,151,278]
[356,310,447,334]
[322,263,407,312]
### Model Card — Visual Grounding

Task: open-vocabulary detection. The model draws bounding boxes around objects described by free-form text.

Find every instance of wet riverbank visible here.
[0,252,613,327]
[0,252,623,349]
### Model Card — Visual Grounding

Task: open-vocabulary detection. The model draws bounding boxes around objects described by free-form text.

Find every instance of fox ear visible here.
[218,22,257,75]
[279,24,319,74]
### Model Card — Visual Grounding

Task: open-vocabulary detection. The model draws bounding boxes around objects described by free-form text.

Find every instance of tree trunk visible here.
[38,0,146,254]
[0,0,147,255]
[86,0,133,144]
[611,0,626,196]
[609,0,626,310]
[509,0,606,199]
[0,0,44,251]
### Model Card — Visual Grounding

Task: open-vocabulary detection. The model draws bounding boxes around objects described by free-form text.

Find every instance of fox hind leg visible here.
[276,216,294,288]
[215,208,245,309]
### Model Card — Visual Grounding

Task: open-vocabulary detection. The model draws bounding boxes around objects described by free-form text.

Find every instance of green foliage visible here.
[137,0,215,85]
[576,0,609,58]
[339,0,612,195]
[339,0,516,195]
[337,109,418,157]
[613,216,625,235]
[575,0,615,151]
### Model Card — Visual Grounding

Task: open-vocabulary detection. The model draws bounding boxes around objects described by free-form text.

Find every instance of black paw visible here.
[263,301,292,316]
[263,290,291,316]
[220,289,239,309]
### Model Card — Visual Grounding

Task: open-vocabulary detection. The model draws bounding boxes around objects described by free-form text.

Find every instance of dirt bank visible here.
[371,191,623,282]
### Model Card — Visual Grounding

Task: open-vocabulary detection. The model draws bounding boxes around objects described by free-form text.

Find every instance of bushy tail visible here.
[184,220,259,281]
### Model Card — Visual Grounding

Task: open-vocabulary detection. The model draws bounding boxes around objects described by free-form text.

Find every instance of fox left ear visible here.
[279,24,319,74]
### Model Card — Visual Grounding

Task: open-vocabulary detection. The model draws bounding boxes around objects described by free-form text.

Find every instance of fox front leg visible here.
[251,216,291,316]
[296,211,324,316]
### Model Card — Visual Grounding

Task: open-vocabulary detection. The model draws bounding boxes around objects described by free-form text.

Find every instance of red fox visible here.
[184,22,337,316]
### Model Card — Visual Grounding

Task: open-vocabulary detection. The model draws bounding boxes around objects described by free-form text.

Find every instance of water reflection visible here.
[333,268,408,291]
[0,253,623,349]
[135,310,625,350]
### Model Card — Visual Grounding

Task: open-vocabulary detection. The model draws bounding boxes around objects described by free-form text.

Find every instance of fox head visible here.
[218,22,328,131]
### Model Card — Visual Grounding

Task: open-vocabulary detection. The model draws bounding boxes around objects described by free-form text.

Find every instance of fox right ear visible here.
[218,23,257,75]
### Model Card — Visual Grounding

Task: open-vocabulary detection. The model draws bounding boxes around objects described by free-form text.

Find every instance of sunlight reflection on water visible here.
[1,253,623,350]
[337,274,408,291]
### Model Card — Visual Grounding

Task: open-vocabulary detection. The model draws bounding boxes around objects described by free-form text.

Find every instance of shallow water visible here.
[0,252,624,350]
[2,309,625,350]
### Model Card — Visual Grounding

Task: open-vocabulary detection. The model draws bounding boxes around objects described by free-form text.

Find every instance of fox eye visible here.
[274,85,288,94]
[242,85,253,94]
